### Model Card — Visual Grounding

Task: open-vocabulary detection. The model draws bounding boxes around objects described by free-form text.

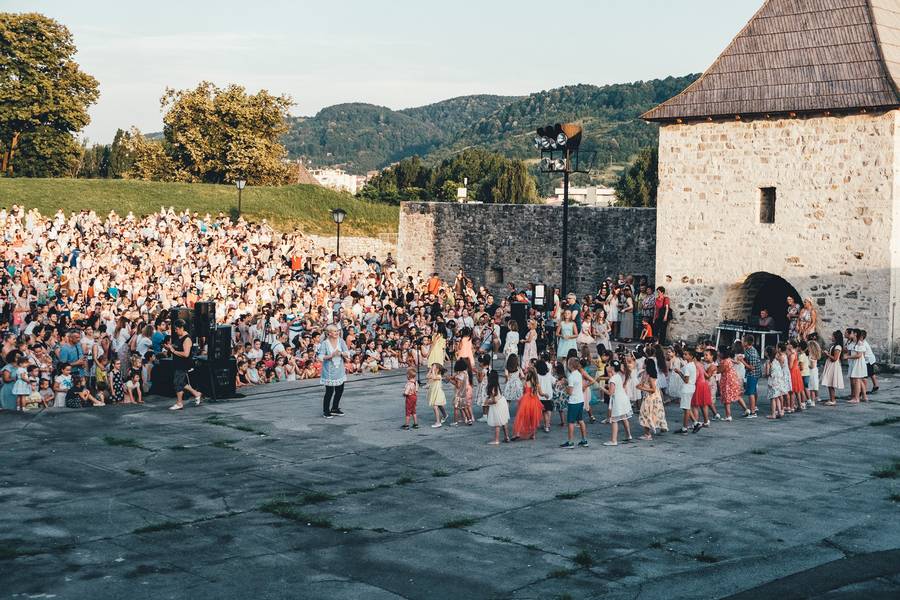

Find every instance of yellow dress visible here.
[427,380,446,407]
[427,335,446,367]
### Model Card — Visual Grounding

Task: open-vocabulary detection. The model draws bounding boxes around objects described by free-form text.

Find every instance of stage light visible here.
[533,135,543,149]
[557,132,568,146]
[539,157,552,170]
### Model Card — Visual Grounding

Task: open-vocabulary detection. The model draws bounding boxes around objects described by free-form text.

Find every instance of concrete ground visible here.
[1,369,899,600]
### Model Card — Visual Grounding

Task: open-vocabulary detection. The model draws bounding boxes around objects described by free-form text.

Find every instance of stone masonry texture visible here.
[655,111,899,355]
[397,202,656,297]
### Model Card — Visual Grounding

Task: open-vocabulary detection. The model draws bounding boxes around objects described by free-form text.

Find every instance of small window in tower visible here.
[759,187,776,224]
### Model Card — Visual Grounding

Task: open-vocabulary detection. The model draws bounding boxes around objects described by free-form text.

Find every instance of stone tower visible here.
[643,0,900,356]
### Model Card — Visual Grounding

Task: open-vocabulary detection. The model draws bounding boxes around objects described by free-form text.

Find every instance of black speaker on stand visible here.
[193,301,215,355]
[209,325,232,363]
[169,306,194,338]
[194,357,237,400]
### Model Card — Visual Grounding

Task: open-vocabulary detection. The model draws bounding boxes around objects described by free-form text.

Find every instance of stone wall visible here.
[655,111,899,355]
[398,202,656,296]
[305,234,396,259]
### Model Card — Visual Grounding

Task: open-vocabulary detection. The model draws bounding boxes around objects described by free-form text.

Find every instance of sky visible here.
[3,0,762,144]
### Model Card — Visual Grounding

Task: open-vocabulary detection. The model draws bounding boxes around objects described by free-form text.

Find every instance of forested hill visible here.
[281,75,699,175]
[281,95,518,174]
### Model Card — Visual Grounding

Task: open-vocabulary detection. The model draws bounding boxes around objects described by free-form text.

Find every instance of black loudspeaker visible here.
[511,302,528,336]
[194,357,237,400]
[150,358,176,398]
[170,306,193,339]
[531,283,547,311]
[194,301,216,335]
[210,325,233,362]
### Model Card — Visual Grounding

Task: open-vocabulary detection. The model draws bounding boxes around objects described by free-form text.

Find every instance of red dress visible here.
[514,384,543,438]
[789,352,804,393]
[719,358,743,404]
[690,362,713,408]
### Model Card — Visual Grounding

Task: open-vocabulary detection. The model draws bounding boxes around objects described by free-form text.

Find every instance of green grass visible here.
[0,542,42,560]
[555,491,583,500]
[395,475,415,485]
[0,178,398,236]
[573,549,594,568]
[548,568,575,579]
[872,460,900,479]
[889,492,900,502]
[259,501,333,528]
[102,436,146,450]
[431,469,450,478]
[694,551,720,563]
[210,439,240,450]
[443,517,477,529]
[125,468,146,477]
[168,445,189,451]
[205,415,265,435]
[133,521,183,534]
[750,448,767,455]
[869,416,900,426]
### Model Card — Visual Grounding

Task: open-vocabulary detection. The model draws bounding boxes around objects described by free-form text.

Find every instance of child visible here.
[484,370,510,445]
[702,348,723,422]
[12,355,32,411]
[503,354,523,411]
[673,347,699,434]
[427,363,448,427]
[717,346,748,420]
[640,317,653,341]
[637,358,667,440]
[401,367,419,430]
[141,352,155,394]
[503,319,519,358]
[474,353,491,423]
[551,362,569,426]
[38,378,53,408]
[125,371,143,404]
[535,360,555,433]
[450,358,474,426]
[560,357,595,449]
[787,340,805,412]
[792,339,809,409]
[766,346,786,419]
[666,346,683,404]
[777,342,793,411]
[692,348,715,427]
[25,366,42,410]
[806,340,821,405]
[602,360,633,446]
[860,330,878,394]
[513,368,543,441]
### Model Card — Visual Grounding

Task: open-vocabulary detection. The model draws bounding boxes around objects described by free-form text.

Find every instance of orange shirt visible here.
[426,276,441,295]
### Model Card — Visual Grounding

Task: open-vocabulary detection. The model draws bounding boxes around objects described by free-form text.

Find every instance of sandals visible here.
[640,435,652,441]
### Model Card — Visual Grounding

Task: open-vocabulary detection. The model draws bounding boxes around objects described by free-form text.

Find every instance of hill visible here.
[281,76,699,183]
[0,178,399,235]
[281,95,519,174]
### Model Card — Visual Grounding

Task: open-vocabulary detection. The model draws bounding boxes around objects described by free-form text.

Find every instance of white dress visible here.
[503,369,523,402]
[486,393,510,427]
[848,342,868,378]
[503,330,520,357]
[608,373,633,422]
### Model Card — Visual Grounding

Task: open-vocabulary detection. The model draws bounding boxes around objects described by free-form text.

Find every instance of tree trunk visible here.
[4,132,20,177]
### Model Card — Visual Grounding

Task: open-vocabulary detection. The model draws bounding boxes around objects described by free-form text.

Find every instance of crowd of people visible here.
[404,288,879,448]
[0,205,882,448]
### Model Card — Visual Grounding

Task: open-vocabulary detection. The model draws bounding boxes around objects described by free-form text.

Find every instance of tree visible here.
[159,81,293,185]
[0,13,99,176]
[123,127,181,182]
[359,148,539,204]
[615,146,658,207]
[107,128,134,178]
[7,127,81,178]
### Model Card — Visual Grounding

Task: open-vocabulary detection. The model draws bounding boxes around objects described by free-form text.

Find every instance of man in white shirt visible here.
[561,357,594,448]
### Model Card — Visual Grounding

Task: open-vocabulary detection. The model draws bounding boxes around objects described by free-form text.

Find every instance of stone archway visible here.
[721,272,802,332]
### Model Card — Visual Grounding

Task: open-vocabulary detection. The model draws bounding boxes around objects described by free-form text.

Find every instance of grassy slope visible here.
[0,178,398,235]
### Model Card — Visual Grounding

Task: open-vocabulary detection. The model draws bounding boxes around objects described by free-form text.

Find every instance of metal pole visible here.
[561,167,570,298]
[336,222,341,257]
[238,187,242,217]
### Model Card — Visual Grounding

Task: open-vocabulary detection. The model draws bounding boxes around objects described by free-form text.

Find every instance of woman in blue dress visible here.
[555,309,579,359]
[317,324,351,419]
[0,351,21,411]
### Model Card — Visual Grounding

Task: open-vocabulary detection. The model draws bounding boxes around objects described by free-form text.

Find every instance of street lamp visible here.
[331,208,347,256]
[235,179,247,217]
[532,123,594,298]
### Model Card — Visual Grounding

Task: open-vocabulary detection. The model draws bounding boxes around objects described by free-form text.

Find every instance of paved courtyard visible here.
[2,370,899,599]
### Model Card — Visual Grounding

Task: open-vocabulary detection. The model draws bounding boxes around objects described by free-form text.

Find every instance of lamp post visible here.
[331,208,347,256]
[235,179,247,217]
[533,123,593,299]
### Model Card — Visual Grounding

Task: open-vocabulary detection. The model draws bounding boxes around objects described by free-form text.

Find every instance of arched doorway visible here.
[721,272,802,332]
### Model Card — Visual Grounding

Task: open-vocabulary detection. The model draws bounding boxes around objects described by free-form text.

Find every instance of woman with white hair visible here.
[317,324,351,419]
